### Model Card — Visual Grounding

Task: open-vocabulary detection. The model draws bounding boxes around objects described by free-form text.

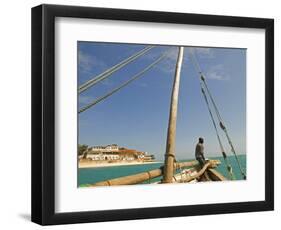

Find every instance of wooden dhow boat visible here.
[87,159,226,187]
[79,46,246,187]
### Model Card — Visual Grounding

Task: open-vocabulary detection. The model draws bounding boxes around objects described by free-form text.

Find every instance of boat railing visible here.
[88,159,223,187]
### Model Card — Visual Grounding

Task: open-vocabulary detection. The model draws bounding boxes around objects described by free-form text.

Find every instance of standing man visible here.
[195,137,206,167]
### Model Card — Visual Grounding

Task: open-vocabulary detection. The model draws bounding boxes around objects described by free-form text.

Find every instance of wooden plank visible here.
[207,168,227,181]
[90,168,163,186]
[87,159,222,186]
[177,162,211,183]
[175,160,198,169]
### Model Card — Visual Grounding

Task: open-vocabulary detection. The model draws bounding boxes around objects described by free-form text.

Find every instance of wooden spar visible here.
[91,168,162,186]
[177,162,211,183]
[207,168,227,181]
[174,160,223,182]
[175,160,197,169]
[175,159,220,169]
[88,160,208,187]
[162,46,185,183]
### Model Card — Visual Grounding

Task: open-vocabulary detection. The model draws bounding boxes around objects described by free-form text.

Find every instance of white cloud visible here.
[153,47,212,75]
[134,82,148,88]
[205,64,230,81]
[99,78,114,87]
[153,47,178,74]
[188,47,214,59]
[196,47,213,56]
[78,50,107,75]
[187,48,229,81]
[79,95,94,105]
[196,47,211,53]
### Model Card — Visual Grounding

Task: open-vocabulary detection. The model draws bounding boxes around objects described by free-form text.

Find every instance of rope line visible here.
[188,49,238,180]
[190,49,246,179]
[78,45,155,94]
[202,78,246,179]
[79,48,171,114]
[200,85,235,180]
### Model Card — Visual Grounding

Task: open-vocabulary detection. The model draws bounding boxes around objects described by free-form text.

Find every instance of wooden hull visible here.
[87,159,225,187]
[173,166,226,183]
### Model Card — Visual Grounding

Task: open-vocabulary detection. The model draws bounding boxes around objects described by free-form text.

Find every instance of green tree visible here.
[78,144,88,158]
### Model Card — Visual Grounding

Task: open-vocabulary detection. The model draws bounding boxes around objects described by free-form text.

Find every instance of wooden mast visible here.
[162,46,184,183]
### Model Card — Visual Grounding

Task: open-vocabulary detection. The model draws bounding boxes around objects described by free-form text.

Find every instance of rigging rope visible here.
[78,45,155,94]
[79,48,171,114]
[188,49,240,180]
[200,83,235,180]
[189,49,246,179]
[201,75,246,179]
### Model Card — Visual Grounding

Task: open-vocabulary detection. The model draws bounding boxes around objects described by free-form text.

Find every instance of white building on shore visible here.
[91,144,119,153]
[83,144,155,163]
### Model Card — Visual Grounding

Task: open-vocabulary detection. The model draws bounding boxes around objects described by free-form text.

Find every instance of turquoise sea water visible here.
[78,154,246,187]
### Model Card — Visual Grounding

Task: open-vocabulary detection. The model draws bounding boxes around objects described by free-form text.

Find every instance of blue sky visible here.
[78,42,246,161]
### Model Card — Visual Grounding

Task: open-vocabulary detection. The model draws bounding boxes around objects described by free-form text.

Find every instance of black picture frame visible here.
[31,4,274,225]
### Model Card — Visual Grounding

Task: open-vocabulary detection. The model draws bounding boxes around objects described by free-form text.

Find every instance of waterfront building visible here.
[83,144,155,163]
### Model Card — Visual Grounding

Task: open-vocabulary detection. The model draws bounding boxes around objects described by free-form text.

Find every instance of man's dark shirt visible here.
[195,143,204,159]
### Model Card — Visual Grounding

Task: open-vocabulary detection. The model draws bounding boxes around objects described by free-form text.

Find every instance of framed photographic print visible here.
[31,4,274,225]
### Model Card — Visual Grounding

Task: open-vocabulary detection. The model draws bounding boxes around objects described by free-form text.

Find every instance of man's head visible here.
[199,137,204,144]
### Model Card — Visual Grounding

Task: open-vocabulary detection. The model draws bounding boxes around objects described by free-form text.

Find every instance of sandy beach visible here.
[79,160,162,168]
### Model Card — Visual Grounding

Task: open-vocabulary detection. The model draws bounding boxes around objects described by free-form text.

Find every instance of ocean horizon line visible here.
[155,153,246,162]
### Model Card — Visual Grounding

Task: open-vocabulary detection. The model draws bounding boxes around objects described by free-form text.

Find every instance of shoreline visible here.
[79,161,163,169]
[78,155,246,169]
